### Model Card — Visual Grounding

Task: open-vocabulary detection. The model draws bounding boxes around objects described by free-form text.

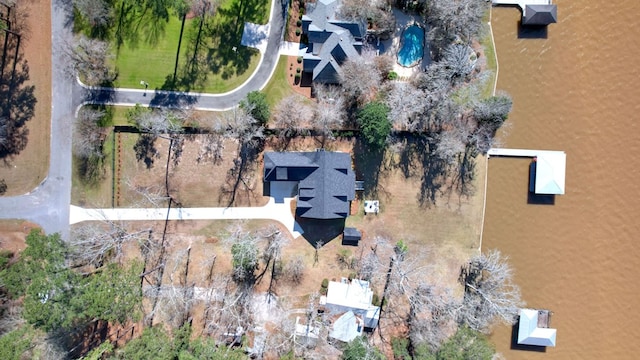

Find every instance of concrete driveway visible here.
[70,195,303,238]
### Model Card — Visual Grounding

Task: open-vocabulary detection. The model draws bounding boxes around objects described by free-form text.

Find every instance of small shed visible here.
[523,5,558,26]
[342,227,361,246]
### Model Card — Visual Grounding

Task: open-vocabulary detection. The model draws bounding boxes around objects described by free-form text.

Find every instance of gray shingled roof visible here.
[264,151,355,219]
[301,0,365,84]
[523,5,558,25]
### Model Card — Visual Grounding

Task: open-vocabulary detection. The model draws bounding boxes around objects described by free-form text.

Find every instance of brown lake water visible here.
[484,1,640,359]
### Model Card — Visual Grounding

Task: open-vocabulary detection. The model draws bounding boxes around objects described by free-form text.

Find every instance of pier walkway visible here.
[491,0,552,16]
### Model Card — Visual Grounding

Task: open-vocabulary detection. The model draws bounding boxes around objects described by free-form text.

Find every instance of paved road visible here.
[0,1,74,239]
[79,0,287,111]
[0,0,288,239]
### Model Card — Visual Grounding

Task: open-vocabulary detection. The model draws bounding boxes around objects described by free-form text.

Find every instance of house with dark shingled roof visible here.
[263,150,355,219]
[301,0,366,84]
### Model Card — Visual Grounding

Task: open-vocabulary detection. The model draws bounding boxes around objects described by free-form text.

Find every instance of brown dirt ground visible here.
[0,220,39,254]
[102,136,486,355]
[0,0,51,196]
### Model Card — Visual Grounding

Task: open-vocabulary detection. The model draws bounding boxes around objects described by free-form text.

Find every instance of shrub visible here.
[372,292,380,306]
[296,67,301,74]
[294,73,301,82]
[357,101,391,150]
[240,91,271,125]
[391,338,411,360]
[321,278,329,289]
[297,56,303,63]
[387,71,398,80]
[295,29,301,36]
[296,19,302,27]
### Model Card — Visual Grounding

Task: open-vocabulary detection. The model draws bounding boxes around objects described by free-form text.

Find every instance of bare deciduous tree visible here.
[458,250,523,333]
[338,0,395,37]
[273,95,313,140]
[424,0,487,54]
[70,219,151,268]
[339,48,382,104]
[133,108,187,135]
[408,283,459,352]
[72,0,111,28]
[313,85,345,146]
[384,82,426,131]
[61,35,114,85]
[196,133,225,164]
[285,255,306,285]
[73,107,107,158]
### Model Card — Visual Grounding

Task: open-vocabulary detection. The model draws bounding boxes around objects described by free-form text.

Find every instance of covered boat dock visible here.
[487,148,566,195]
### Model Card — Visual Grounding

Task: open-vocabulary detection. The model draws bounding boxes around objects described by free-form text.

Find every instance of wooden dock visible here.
[491,0,552,16]
[487,148,540,158]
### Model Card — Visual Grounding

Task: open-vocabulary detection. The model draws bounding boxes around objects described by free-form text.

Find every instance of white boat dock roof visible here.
[488,148,566,195]
[518,309,557,347]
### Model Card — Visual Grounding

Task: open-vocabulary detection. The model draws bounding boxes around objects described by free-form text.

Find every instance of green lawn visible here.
[262,56,295,107]
[71,131,115,207]
[111,0,271,93]
[114,16,186,90]
[480,10,498,98]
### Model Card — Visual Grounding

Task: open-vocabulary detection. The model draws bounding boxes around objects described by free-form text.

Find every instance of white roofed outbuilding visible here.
[517,308,557,347]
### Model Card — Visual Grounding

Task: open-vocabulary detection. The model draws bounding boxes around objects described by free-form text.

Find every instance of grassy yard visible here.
[111,0,271,93]
[480,9,499,98]
[71,131,116,207]
[262,55,295,106]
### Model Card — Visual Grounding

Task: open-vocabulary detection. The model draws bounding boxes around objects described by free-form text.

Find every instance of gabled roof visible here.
[264,151,355,219]
[301,0,364,84]
[523,5,558,25]
[329,311,362,343]
[535,151,566,195]
[518,309,557,347]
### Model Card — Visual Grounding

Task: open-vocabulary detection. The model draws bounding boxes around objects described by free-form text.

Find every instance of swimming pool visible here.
[397,24,424,67]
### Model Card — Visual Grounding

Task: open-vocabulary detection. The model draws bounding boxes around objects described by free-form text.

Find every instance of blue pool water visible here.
[397,25,424,67]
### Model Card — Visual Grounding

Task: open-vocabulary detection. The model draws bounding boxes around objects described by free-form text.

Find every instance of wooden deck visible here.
[537,309,551,328]
[487,148,540,158]
[491,0,552,16]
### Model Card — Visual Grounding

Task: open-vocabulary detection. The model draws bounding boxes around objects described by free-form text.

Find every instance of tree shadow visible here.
[352,136,385,197]
[405,134,450,207]
[69,320,111,358]
[0,26,36,161]
[133,134,159,169]
[148,89,198,108]
[444,145,477,207]
[219,139,264,207]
